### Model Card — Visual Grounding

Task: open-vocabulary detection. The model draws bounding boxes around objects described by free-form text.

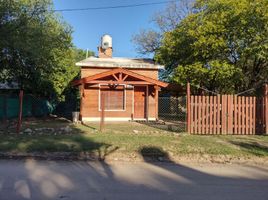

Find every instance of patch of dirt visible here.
[1,151,267,166]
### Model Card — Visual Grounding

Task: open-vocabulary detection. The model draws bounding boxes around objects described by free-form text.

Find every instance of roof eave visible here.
[75,62,164,69]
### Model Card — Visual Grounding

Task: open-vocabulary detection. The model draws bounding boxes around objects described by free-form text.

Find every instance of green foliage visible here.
[174,61,242,93]
[156,0,268,94]
[73,48,94,62]
[0,0,88,101]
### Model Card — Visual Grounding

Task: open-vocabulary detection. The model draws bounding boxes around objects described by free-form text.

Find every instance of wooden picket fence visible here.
[186,83,268,135]
[188,95,268,135]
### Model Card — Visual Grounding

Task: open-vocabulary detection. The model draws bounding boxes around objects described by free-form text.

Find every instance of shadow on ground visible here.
[230,141,268,156]
[136,120,186,133]
[0,146,268,200]
[0,123,118,160]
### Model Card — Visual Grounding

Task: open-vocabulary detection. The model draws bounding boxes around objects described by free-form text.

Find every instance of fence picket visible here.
[213,96,216,134]
[198,96,201,134]
[196,96,199,134]
[201,96,204,134]
[217,95,221,134]
[266,95,268,134]
[249,97,252,134]
[227,95,233,134]
[188,92,267,135]
[253,97,256,134]
[190,96,194,134]
[234,95,237,134]
[222,95,227,134]
[194,96,197,134]
[209,96,213,134]
[241,96,245,134]
[206,96,209,134]
[245,97,249,135]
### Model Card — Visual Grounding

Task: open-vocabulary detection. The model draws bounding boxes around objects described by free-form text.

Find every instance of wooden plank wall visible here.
[190,95,260,135]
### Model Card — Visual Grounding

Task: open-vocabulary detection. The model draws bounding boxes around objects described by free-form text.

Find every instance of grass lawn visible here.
[0,118,268,160]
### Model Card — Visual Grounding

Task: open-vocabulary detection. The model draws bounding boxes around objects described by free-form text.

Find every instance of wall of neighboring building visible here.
[81,67,158,80]
[148,86,156,119]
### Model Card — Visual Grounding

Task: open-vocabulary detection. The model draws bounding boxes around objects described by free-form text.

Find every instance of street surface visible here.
[0,160,267,200]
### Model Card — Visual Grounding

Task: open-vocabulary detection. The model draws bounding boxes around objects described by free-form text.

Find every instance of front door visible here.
[134,86,146,118]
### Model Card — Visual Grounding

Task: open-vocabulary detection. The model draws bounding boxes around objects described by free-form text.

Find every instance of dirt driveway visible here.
[0,160,267,200]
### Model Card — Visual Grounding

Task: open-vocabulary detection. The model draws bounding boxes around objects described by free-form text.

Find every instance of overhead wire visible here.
[54,0,180,12]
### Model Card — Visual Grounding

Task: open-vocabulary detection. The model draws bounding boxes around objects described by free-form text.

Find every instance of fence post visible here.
[187,82,191,133]
[16,90,24,134]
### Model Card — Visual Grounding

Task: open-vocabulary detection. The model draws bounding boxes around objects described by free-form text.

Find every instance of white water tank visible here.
[101,34,112,49]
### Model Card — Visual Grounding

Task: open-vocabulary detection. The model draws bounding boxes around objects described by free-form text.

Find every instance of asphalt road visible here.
[0,159,267,200]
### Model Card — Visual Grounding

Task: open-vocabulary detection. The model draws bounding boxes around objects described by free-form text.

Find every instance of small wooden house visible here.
[73,35,168,122]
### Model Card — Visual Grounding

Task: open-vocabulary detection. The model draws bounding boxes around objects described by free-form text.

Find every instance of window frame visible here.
[98,84,126,112]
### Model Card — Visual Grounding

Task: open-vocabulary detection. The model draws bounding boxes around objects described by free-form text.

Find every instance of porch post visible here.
[154,86,159,121]
[80,83,85,121]
[146,85,149,121]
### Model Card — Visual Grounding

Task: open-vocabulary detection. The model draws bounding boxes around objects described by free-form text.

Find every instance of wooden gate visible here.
[188,95,268,135]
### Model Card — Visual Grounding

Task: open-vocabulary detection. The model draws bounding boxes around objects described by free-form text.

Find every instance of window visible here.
[100,85,125,111]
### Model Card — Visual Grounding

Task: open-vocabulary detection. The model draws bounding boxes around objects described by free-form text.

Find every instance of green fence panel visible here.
[0,95,53,119]
[0,96,4,119]
[7,97,19,118]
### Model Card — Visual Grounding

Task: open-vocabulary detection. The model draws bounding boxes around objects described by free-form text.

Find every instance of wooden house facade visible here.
[72,35,167,122]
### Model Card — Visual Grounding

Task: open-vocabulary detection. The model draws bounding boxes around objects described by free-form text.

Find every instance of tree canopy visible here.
[0,0,91,101]
[154,0,268,94]
[132,0,194,56]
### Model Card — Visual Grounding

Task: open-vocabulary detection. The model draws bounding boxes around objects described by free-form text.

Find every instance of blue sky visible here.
[53,0,165,58]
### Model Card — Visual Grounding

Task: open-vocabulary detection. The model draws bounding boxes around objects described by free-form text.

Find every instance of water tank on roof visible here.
[101,34,112,49]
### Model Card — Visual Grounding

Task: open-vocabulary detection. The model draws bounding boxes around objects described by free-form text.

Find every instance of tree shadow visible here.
[136,120,186,133]
[137,146,268,200]
[0,124,119,161]
[0,147,268,199]
[139,146,170,162]
[230,141,268,156]
[80,122,96,130]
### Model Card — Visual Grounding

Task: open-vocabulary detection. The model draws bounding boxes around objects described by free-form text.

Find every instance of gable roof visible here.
[76,56,164,69]
[72,68,168,87]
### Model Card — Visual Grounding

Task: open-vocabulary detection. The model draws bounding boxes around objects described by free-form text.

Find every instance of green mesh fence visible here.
[0,94,54,120]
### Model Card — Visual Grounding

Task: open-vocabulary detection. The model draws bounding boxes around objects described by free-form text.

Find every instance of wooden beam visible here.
[112,74,119,81]
[119,73,123,81]
[146,85,149,121]
[80,84,85,120]
[155,86,159,120]
[154,85,161,91]
[87,80,154,85]
[72,67,168,87]
[100,93,105,132]
[122,74,128,81]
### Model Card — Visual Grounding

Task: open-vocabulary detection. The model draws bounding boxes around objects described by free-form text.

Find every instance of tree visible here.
[155,0,268,93]
[132,0,195,55]
[53,47,95,116]
[0,0,78,101]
